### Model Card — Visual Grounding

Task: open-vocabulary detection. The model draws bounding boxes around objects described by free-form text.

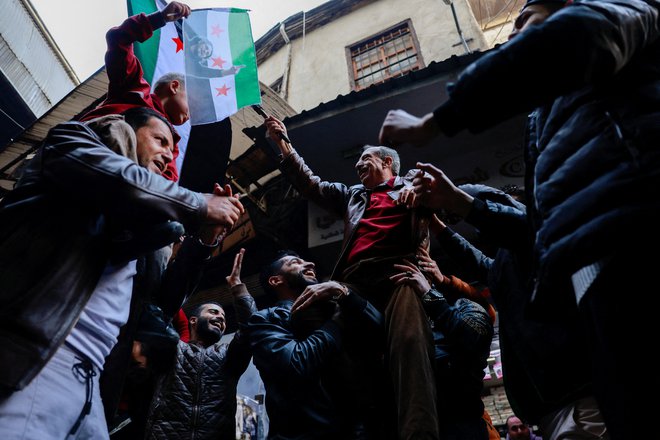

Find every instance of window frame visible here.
[345,19,425,91]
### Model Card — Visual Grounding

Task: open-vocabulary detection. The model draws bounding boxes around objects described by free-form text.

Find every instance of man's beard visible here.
[283,271,316,296]
[196,315,223,345]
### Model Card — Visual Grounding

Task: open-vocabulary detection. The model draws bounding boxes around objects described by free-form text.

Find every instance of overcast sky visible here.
[30,0,327,81]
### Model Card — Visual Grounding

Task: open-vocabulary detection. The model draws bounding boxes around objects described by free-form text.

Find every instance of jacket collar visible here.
[357,175,403,193]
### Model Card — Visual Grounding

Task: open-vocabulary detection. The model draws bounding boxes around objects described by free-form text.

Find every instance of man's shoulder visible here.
[44,121,101,147]
[250,305,290,325]
[400,169,420,183]
[52,120,96,135]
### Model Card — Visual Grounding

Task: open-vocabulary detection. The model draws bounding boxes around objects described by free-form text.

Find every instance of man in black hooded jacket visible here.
[380,1,660,437]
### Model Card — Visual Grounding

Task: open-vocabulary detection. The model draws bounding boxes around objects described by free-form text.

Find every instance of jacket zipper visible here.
[191,348,205,440]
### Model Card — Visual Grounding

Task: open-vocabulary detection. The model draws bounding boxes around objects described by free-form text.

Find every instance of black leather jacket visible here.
[0,121,208,393]
[433,0,660,305]
[145,286,257,440]
[425,294,493,422]
[247,293,383,440]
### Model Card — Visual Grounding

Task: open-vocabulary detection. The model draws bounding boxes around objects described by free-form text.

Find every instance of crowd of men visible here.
[1,0,656,438]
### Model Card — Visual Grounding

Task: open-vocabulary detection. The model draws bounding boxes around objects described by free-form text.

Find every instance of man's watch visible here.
[332,284,350,301]
[421,288,446,304]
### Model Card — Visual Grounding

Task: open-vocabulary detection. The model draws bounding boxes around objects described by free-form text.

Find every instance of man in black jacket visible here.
[266,117,439,440]
[379,1,660,437]
[248,251,384,440]
[144,248,257,440]
[0,108,243,439]
[418,183,605,439]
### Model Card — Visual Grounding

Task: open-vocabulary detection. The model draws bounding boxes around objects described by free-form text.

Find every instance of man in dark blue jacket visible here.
[247,251,384,440]
[379,1,660,437]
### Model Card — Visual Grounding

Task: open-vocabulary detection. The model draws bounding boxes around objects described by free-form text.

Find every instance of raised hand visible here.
[228,65,246,75]
[226,248,245,287]
[264,116,288,141]
[379,110,439,147]
[264,116,292,156]
[412,162,473,216]
[162,1,191,22]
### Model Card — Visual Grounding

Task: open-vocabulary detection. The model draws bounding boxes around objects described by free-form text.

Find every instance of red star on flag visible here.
[172,37,184,53]
[211,56,227,68]
[216,84,231,96]
[211,24,224,37]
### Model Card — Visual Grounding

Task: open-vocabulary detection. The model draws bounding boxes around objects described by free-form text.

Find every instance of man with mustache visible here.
[265,117,438,440]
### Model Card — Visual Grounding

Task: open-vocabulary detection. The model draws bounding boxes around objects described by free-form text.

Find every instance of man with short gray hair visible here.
[265,117,439,440]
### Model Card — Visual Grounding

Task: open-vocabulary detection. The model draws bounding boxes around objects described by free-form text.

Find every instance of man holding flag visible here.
[79,1,191,182]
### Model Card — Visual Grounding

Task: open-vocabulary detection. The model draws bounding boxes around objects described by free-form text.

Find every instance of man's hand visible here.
[203,190,244,230]
[264,116,292,157]
[395,186,419,208]
[162,2,191,22]
[416,246,444,286]
[390,259,430,298]
[412,162,473,217]
[291,281,347,315]
[226,248,245,287]
[227,65,246,76]
[197,183,235,244]
[379,110,439,147]
[429,213,447,236]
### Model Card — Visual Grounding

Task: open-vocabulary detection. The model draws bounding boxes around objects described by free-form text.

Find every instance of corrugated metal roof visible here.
[0,67,296,193]
[1,1,79,117]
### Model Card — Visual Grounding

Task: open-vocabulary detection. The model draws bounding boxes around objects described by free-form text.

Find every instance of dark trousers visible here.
[579,252,654,440]
[342,256,439,440]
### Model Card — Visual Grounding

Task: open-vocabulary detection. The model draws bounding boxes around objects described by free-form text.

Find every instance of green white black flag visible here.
[183,8,261,125]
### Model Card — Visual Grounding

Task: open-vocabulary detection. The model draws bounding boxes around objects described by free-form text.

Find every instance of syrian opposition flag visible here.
[127,0,191,174]
[183,9,261,125]
[126,1,244,190]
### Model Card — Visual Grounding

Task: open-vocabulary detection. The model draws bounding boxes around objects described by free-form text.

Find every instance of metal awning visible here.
[0,67,296,194]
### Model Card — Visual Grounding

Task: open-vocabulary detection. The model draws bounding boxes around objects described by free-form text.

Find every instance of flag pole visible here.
[251,105,291,144]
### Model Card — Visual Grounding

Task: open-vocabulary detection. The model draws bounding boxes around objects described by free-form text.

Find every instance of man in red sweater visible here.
[80,1,191,182]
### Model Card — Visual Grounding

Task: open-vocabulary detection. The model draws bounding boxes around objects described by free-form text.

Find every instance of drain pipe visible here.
[445,0,472,54]
[279,22,293,100]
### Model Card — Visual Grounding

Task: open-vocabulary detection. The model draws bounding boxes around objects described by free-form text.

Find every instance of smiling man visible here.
[265,116,438,440]
[248,251,383,440]
[144,248,257,440]
[0,107,243,438]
